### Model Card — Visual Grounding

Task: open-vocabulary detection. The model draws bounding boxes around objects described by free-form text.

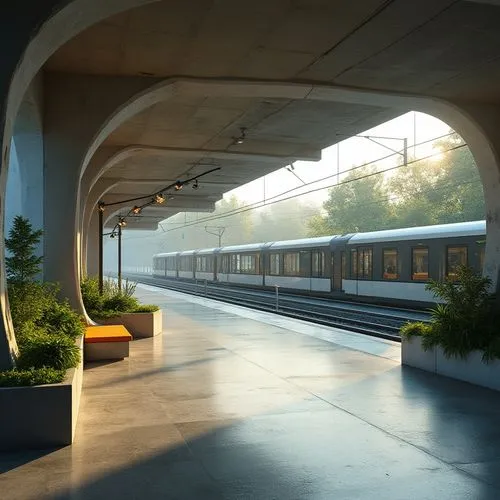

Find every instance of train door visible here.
[213,255,218,282]
[331,250,344,292]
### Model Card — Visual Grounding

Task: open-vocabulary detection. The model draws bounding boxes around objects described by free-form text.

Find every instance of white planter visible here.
[402,336,500,391]
[401,336,437,373]
[0,336,83,451]
[100,309,162,338]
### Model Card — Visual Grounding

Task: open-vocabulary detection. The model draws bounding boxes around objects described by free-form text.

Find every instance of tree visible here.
[5,215,43,284]
[313,166,393,234]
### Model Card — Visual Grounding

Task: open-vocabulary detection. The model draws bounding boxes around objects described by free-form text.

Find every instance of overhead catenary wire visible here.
[121,139,472,242]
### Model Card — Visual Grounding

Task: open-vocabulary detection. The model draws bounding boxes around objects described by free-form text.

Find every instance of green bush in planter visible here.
[400,321,432,339]
[17,332,80,371]
[0,367,65,387]
[400,266,500,361]
[81,276,159,319]
[41,300,85,339]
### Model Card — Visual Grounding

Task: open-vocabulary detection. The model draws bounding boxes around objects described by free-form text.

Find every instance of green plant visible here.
[41,300,85,339]
[5,215,43,285]
[81,276,157,319]
[17,334,80,370]
[400,321,432,339]
[133,304,160,313]
[401,266,500,361]
[0,367,65,387]
[80,275,103,312]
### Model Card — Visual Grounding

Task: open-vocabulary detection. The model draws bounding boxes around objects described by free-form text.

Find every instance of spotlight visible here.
[192,180,199,190]
[98,202,105,212]
[232,127,246,145]
[118,218,127,227]
[154,193,165,204]
[110,233,115,239]
[132,205,142,214]
[174,181,183,191]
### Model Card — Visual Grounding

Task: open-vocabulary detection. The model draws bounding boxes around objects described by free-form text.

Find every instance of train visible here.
[152,220,486,306]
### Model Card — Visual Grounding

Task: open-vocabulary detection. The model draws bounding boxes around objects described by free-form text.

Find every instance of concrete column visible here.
[434,102,500,291]
[43,73,153,311]
[86,209,101,277]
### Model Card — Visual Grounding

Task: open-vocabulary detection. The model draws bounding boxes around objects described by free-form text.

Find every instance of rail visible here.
[124,274,431,341]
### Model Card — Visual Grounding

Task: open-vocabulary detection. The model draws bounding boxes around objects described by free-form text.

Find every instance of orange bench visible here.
[84,325,132,361]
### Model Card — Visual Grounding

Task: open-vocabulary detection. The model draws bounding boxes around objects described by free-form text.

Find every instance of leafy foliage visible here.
[0,367,65,387]
[308,135,484,236]
[401,266,500,361]
[81,276,158,319]
[5,215,43,284]
[17,333,80,370]
[400,321,432,339]
[2,215,85,386]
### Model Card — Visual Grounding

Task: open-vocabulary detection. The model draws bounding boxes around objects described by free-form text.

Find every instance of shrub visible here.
[17,334,80,370]
[8,281,58,330]
[133,304,160,313]
[81,276,158,319]
[41,300,85,339]
[80,276,103,312]
[401,266,500,361]
[0,367,65,387]
[400,321,432,339]
[102,292,139,313]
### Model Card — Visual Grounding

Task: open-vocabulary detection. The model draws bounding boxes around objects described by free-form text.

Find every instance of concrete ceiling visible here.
[44,0,500,229]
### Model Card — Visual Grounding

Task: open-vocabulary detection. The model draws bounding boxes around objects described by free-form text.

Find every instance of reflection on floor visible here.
[2,285,500,499]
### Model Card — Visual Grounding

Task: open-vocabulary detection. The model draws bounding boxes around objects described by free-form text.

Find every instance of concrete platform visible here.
[2,284,500,499]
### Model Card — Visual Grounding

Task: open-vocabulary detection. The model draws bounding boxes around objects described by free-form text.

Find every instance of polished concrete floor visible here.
[2,286,500,499]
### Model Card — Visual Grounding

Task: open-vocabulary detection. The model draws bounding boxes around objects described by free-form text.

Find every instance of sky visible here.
[222,111,451,208]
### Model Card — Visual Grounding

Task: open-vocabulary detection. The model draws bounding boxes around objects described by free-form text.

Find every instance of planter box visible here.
[402,336,500,391]
[401,336,437,373]
[100,309,162,338]
[0,336,83,451]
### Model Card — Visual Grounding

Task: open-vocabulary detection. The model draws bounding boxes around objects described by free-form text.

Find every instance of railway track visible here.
[124,273,431,342]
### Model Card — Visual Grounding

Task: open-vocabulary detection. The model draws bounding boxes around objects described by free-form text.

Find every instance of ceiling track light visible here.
[118,218,127,227]
[110,233,116,239]
[232,127,247,145]
[174,181,183,191]
[132,205,142,214]
[98,202,105,212]
[192,179,199,190]
[154,193,166,204]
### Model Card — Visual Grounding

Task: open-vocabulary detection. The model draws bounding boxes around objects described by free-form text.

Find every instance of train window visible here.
[180,256,193,272]
[221,255,230,273]
[341,252,346,281]
[447,246,467,280]
[312,251,325,277]
[284,252,300,276]
[412,247,429,280]
[383,249,398,280]
[356,247,373,279]
[240,254,258,274]
[269,254,281,275]
[350,249,358,277]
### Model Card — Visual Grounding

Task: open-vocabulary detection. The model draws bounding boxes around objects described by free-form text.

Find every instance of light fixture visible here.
[174,181,183,191]
[110,233,115,239]
[154,193,165,204]
[98,202,105,212]
[192,179,199,190]
[132,205,142,214]
[118,218,127,227]
[232,127,246,145]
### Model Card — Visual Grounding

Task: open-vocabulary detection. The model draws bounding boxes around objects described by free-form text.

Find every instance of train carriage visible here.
[264,236,335,292]
[153,251,179,278]
[152,220,487,307]
[194,248,219,282]
[217,243,267,286]
[343,220,486,303]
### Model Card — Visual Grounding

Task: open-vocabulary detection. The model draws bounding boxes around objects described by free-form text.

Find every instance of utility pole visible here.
[205,226,225,247]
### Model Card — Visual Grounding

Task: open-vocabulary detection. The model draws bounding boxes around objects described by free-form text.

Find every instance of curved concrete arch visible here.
[75,77,500,288]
